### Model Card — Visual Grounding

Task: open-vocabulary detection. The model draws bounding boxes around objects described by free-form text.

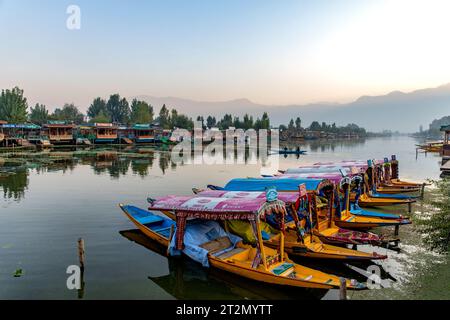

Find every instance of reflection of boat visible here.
[119,229,328,300]
[148,195,365,290]
[192,190,385,261]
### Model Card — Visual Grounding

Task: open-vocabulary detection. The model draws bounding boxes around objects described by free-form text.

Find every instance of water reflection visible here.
[120,229,329,300]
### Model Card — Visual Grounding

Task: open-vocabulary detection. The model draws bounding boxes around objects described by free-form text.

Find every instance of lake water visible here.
[0,136,448,300]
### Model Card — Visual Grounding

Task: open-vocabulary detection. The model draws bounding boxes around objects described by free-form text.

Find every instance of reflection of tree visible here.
[0,169,29,200]
[108,158,131,179]
[131,159,151,177]
[159,153,170,174]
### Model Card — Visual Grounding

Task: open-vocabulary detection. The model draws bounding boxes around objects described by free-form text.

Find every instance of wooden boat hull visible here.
[357,194,415,207]
[335,211,411,229]
[376,187,419,194]
[208,253,363,290]
[265,235,386,260]
[390,179,425,187]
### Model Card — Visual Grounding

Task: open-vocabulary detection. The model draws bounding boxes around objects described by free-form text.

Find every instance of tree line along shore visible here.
[1,86,371,147]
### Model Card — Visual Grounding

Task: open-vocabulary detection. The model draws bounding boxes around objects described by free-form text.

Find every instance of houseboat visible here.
[93,123,118,144]
[132,124,155,144]
[42,121,75,145]
[0,123,41,147]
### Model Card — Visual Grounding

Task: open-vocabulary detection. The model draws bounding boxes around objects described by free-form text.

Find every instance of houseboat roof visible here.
[0,123,41,129]
[44,122,76,128]
[132,124,153,130]
[94,123,118,129]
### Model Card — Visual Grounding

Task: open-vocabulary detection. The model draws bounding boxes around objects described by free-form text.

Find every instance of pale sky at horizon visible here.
[1,0,450,112]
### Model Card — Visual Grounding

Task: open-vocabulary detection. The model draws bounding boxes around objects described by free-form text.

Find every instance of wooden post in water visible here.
[394,225,399,236]
[78,238,85,270]
[408,202,412,214]
[420,184,425,200]
[167,225,175,256]
[339,278,347,300]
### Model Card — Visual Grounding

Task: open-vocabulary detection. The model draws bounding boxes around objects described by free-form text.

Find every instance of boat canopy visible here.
[133,124,153,130]
[285,166,354,175]
[222,178,332,193]
[195,190,302,204]
[149,195,288,255]
[272,173,345,185]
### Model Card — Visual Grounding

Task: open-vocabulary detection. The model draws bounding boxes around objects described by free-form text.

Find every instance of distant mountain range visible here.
[134,83,450,132]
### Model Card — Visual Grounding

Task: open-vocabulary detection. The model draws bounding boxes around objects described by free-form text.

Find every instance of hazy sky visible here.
[1,0,450,111]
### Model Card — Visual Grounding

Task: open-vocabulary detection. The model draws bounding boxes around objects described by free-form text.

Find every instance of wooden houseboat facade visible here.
[132,124,155,144]
[93,123,118,144]
[42,122,75,145]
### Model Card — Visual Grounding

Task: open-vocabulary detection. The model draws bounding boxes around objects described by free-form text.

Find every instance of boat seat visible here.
[215,247,246,260]
[152,226,173,238]
[138,215,164,225]
[200,237,233,254]
[272,263,294,276]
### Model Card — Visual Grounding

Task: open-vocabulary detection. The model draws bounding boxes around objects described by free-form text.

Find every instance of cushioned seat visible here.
[215,247,246,260]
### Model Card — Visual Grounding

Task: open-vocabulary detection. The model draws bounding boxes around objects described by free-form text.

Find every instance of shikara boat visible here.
[214,177,410,229]
[275,149,307,155]
[338,178,411,229]
[191,190,386,261]
[147,195,366,290]
[205,178,394,246]
[119,204,175,247]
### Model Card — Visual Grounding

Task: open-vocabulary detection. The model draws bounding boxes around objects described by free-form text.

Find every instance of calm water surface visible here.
[0,136,448,300]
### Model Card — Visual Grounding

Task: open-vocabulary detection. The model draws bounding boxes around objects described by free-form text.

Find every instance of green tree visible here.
[309,121,321,131]
[261,112,270,129]
[51,103,85,124]
[87,97,107,120]
[29,104,49,125]
[170,109,178,128]
[243,114,254,130]
[288,119,295,130]
[158,104,170,129]
[106,94,130,124]
[295,117,302,130]
[130,99,153,124]
[0,87,28,123]
[218,114,233,130]
[209,116,216,128]
[89,110,110,124]
[206,116,217,128]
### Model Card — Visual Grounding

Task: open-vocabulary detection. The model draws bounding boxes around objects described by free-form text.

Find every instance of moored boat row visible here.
[118,155,425,293]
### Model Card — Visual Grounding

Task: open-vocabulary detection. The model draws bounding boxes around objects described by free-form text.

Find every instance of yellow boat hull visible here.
[264,233,385,260]
[208,245,362,290]
[357,194,414,207]
[335,210,410,229]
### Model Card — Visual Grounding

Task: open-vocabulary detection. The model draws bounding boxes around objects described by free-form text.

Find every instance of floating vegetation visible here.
[414,179,450,253]
[13,269,23,278]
